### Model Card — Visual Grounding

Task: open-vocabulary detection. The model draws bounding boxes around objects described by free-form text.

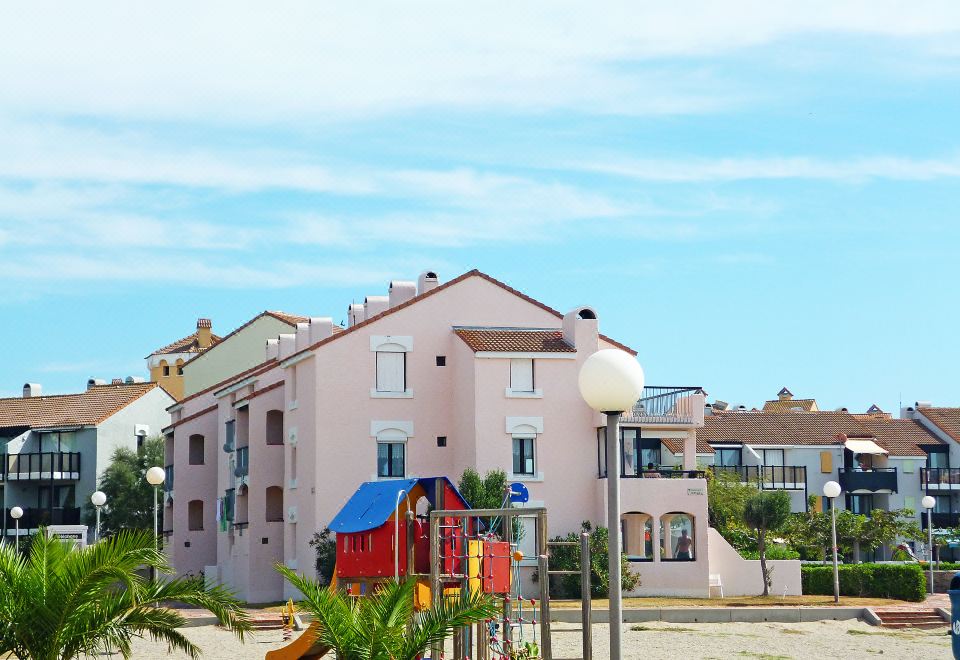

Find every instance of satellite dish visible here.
[509,482,529,504]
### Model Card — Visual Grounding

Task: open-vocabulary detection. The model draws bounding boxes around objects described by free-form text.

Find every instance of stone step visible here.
[874,609,947,629]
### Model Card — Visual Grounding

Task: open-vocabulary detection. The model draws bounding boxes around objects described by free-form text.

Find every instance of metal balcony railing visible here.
[3,507,82,529]
[922,512,960,529]
[600,467,705,479]
[621,386,705,425]
[838,467,898,493]
[234,447,249,478]
[921,468,960,489]
[5,453,81,480]
[713,465,808,490]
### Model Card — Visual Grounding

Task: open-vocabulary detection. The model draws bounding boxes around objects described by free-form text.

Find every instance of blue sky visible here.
[1,2,958,413]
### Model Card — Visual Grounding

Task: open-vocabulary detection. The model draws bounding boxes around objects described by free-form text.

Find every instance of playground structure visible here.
[267,476,594,660]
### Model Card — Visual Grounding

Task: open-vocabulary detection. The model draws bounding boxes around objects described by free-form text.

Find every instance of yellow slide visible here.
[265,621,330,660]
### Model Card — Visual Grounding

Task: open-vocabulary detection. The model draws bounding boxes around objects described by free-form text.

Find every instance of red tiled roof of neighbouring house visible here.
[150,331,223,356]
[916,407,960,444]
[0,382,163,430]
[662,437,715,455]
[701,409,943,457]
[762,398,818,412]
[453,327,575,353]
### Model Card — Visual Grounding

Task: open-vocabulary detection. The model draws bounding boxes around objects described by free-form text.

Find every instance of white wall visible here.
[706,528,802,597]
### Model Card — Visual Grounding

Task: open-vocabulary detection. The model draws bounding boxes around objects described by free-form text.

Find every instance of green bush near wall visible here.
[802,564,926,602]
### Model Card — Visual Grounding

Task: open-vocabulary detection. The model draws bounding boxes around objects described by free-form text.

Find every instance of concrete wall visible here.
[706,528,802,597]
[182,316,296,397]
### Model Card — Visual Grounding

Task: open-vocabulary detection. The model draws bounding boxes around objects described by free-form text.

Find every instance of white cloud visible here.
[574,154,960,182]
[0,2,957,120]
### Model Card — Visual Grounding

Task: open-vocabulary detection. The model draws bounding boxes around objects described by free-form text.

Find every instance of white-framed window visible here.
[377,441,405,478]
[376,351,406,392]
[510,358,534,392]
[512,436,535,476]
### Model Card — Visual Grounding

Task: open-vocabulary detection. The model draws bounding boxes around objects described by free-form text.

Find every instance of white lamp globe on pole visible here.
[145,467,165,553]
[823,480,842,604]
[91,491,107,544]
[922,495,936,594]
[578,349,644,660]
[10,506,23,551]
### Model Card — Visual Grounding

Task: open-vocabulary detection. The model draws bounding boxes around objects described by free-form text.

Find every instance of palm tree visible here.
[277,566,500,660]
[0,529,250,659]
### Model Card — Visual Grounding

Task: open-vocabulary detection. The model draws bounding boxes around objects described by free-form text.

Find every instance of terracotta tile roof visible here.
[285,269,636,364]
[762,399,818,412]
[266,311,310,326]
[453,327,575,353]
[0,382,164,431]
[662,437,715,455]
[150,330,223,356]
[701,410,943,457]
[916,407,960,443]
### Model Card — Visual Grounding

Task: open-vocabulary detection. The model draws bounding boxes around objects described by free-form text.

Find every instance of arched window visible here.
[266,486,284,522]
[621,512,653,561]
[188,500,204,531]
[266,410,284,445]
[175,358,184,376]
[188,434,205,465]
[659,512,696,561]
[159,359,170,377]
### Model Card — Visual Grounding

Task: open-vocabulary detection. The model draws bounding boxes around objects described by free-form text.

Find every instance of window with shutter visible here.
[376,351,405,392]
[510,358,534,392]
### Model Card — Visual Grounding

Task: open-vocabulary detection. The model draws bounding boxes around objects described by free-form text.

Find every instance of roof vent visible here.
[197,318,212,328]
[915,401,932,409]
[388,281,417,308]
[125,376,146,384]
[111,378,123,385]
[348,303,365,328]
[417,270,439,295]
[22,383,41,397]
[712,400,730,411]
[778,387,793,401]
[736,405,747,411]
[87,378,107,389]
[364,295,389,319]
[835,407,849,413]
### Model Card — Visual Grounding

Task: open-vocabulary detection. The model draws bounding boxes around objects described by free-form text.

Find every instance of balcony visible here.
[621,386,705,426]
[713,465,807,491]
[3,507,82,530]
[5,452,81,481]
[234,447,249,478]
[601,467,706,479]
[921,468,960,491]
[838,467,898,493]
[922,512,960,529]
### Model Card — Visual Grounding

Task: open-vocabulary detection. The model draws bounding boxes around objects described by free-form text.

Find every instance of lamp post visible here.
[823,481,842,604]
[578,349,645,660]
[145,467,166,550]
[10,506,23,553]
[922,495,936,595]
[91,491,107,544]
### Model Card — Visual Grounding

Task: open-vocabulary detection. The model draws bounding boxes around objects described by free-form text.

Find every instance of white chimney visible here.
[22,383,41,397]
[389,281,417,308]
[348,303,365,328]
[295,322,311,352]
[87,378,107,390]
[277,334,296,361]
[125,376,146,384]
[364,295,389,319]
[308,317,334,344]
[915,401,933,409]
[562,306,598,349]
[265,338,280,361]
[417,270,439,295]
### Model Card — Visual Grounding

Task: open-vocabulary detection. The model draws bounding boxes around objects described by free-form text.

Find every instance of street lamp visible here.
[145,467,166,550]
[823,480,842,604]
[10,506,23,552]
[578,349,644,660]
[91,491,107,544]
[922,495,936,594]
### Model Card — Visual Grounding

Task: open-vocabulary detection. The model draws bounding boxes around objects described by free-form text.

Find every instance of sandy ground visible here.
[125,619,951,659]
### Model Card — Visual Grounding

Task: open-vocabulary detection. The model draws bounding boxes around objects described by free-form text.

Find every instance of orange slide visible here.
[264,621,330,660]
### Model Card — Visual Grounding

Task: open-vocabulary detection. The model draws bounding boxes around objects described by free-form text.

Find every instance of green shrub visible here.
[801,563,926,601]
[740,545,800,561]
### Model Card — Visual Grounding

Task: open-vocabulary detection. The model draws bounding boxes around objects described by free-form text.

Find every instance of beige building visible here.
[179,311,310,398]
[147,319,220,400]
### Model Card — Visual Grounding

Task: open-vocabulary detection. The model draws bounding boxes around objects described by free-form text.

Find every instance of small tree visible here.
[309,527,337,586]
[458,468,508,510]
[742,490,792,596]
[84,435,166,536]
[706,468,759,551]
[545,521,639,597]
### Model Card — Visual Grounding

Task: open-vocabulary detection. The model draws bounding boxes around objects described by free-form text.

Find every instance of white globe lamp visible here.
[578,349,644,660]
[146,466,166,486]
[10,505,23,551]
[922,495,936,593]
[90,491,107,544]
[145,467,165,558]
[822,480,842,603]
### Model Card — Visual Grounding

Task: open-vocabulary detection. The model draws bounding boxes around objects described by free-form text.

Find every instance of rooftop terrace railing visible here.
[838,467,898,493]
[5,452,81,481]
[921,468,960,490]
[621,386,705,425]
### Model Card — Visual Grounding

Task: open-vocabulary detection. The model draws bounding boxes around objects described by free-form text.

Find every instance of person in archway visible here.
[675,528,693,560]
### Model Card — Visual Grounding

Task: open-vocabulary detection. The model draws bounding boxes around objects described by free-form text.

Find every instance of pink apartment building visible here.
[163,270,798,602]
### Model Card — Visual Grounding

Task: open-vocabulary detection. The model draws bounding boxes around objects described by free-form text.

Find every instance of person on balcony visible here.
[643,462,661,478]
